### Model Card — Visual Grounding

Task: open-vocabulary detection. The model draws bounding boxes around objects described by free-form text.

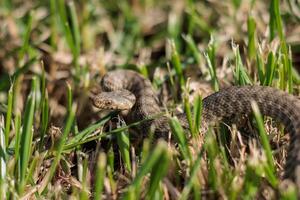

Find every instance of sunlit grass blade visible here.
[271,0,287,53]
[243,158,263,198]
[169,117,191,162]
[247,14,256,60]
[280,181,297,200]
[39,90,49,151]
[79,156,89,200]
[269,0,277,41]
[40,62,46,109]
[19,11,33,59]
[256,50,265,84]
[57,0,73,49]
[94,152,106,200]
[205,36,219,91]
[270,0,292,92]
[204,129,219,191]
[116,121,131,172]
[57,0,80,72]
[251,101,278,187]
[13,113,21,175]
[137,63,149,78]
[193,94,202,134]
[232,43,252,86]
[292,68,300,84]
[5,86,13,146]
[68,1,81,58]
[146,145,170,200]
[0,116,7,199]
[67,82,73,114]
[168,11,182,50]
[24,153,39,190]
[170,40,185,87]
[39,65,49,151]
[107,148,116,192]
[182,34,202,67]
[263,51,276,86]
[65,112,165,151]
[183,79,195,137]
[18,77,37,194]
[287,47,293,93]
[65,111,117,148]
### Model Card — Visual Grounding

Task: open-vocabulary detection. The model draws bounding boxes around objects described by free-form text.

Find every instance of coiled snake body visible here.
[92,69,300,191]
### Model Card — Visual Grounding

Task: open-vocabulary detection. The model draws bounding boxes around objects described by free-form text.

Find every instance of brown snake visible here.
[91,69,300,191]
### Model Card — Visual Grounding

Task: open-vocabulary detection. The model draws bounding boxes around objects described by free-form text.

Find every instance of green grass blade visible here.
[232,43,252,86]
[57,0,79,71]
[247,14,256,60]
[251,101,278,187]
[263,51,276,86]
[39,63,48,151]
[18,77,37,194]
[65,112,165,151]
[287,46,293,93]
[0,116,7,199]
[94,152,106,200]
[183,80,195,137]
[68,1,81,57]
[13,113,21,176]
[193,94,203,134]
[269,0,276,41]
[116,121,131,172]
[67,82,73,114]
[280,182,297,199]
[19,11,33,59]
[204,129,219,191]
[65,111,117,147]
[24,153,39,189]
[79,156,89,200]
[5,86,13,146]
[243,159,263,198]
[205,36,219,91]
[170,40,185,87]
[169,117,191,162]
[39,90,49,151]
[272,0,287,53]
[256,50,265,84]
[183,34,202,67]
[146,146,170,200]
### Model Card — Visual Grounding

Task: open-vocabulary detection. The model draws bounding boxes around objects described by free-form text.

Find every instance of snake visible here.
[91,69,300,192]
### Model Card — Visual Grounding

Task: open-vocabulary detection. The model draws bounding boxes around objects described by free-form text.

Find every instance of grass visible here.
[0,0,300,199]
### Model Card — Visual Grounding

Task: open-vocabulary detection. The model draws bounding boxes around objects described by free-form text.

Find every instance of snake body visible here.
[92,69,300,190]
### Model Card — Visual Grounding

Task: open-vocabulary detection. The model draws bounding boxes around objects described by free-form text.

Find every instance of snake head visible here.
[91,89,136,111]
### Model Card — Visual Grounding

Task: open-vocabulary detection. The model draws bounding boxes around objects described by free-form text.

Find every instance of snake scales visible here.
[91,69,300,191]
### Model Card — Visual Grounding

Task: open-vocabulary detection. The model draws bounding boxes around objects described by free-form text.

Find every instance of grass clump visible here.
[0,0,299,199]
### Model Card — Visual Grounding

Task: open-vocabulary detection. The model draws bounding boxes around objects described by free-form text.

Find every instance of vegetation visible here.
[0,0,299,199]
